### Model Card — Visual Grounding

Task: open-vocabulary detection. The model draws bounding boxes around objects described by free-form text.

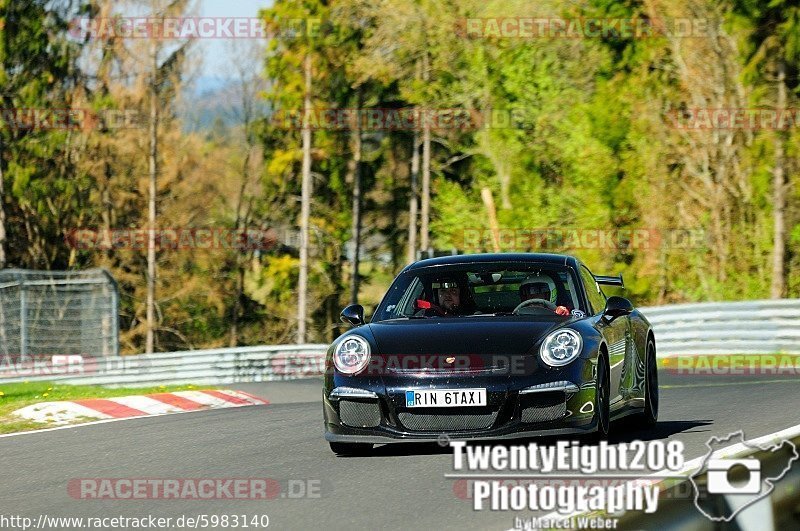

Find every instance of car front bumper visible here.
[323,363,604,443]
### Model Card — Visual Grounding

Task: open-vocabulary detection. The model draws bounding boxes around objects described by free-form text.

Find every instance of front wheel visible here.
[329,442,372,456]
[590,353,611,441]
[588,353,611,443]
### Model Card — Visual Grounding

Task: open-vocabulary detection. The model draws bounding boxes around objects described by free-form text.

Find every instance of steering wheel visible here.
[512,298,557,315]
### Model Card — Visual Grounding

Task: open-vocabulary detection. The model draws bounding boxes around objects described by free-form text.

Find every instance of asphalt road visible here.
[1,371,798,530]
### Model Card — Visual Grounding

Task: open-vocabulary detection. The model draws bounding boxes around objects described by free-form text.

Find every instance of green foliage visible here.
[1,0,799,351]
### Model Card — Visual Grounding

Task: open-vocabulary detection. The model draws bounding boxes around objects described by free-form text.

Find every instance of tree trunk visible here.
[407,129,419,264]
[297,54,312,343]
[770,60,787,299]
[420,120,431,256]
[228,40,260,347]
[0,138,6,269]
[145,41,159,354]
[229,163,250,347]
[101,157,112,259]
[419,54,431,256]
[349,91,363,305]
[480,187,501,252]
[229,266,244,346]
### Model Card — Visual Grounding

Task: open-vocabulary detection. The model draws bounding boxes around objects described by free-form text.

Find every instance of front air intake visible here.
[397,411,498,431]
[339,400,382,428]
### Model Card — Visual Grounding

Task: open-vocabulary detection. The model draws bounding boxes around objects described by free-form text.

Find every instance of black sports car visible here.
[323,253,658,455]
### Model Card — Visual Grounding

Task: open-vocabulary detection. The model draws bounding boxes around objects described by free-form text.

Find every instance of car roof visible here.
[404,253,580,272]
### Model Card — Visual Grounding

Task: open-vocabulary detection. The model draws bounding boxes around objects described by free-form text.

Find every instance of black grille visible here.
[397,411,498,431]
[339,400,381,427]
[521,402,566,423]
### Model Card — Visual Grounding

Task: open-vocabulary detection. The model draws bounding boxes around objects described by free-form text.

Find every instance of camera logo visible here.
[706,458,760,494]
[691,431,798,522]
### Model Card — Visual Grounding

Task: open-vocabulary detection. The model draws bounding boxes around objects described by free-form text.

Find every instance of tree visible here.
[297,52,312,342]
[732,0,800,298]
[348,88,363,304]
[347,0,458,258]
[223,40,266,346]
[0,0,88,269]
[262,0,349,344]
[142,0,193,353]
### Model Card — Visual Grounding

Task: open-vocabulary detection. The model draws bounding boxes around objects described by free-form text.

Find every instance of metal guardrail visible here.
[642,298,800,355]
[0,298,797,387]
[0,344,328,387]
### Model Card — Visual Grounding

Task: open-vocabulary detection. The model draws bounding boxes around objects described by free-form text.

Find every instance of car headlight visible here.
[540,329,583,367]
[333,335,371,375]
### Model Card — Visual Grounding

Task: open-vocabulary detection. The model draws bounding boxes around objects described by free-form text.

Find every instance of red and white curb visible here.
[12,389,268,425]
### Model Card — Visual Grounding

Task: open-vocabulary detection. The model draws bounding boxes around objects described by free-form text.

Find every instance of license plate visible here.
[404,389,487,408]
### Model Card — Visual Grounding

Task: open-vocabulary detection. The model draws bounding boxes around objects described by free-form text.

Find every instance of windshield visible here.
[372,262,584,321]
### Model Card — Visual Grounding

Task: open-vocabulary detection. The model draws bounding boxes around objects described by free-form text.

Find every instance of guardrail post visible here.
[19,281,27,362]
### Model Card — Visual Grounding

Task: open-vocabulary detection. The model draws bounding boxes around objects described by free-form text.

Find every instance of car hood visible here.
[366,317,562,356]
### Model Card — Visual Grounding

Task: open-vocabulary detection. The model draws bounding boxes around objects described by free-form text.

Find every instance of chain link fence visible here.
[0,269,119,367]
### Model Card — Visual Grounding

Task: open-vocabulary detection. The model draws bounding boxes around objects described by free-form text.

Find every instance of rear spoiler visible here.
[594,274,624,288]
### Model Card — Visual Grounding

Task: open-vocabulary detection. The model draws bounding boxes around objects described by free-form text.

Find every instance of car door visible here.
[579,265,628,408]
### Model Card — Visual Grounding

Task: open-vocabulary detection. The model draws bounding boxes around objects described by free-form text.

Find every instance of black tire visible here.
[329,442,372,456]
[637,338,659,427]
[590,353,611,441]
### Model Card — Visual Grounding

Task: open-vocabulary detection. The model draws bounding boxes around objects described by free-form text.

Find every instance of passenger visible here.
[519,275,570,316]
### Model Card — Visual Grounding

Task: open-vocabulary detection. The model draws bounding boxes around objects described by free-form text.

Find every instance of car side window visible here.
[580,266,607,314]
[395,277,423,317]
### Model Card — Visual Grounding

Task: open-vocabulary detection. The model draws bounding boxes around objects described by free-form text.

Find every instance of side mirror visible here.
[603,296,633,320]
[340,304,365,327]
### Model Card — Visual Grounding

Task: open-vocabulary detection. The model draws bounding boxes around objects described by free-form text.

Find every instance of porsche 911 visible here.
[323,253,658,455]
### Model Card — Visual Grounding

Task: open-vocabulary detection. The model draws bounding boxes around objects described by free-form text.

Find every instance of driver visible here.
[433,278,465,315]
[519,274,570,316]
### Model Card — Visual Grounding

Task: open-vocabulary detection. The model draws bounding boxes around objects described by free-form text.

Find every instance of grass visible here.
[0,381,210,434]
